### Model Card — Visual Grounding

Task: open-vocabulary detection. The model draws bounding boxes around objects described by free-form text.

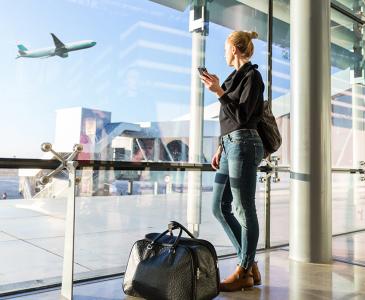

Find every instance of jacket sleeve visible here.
[218,71,261,125]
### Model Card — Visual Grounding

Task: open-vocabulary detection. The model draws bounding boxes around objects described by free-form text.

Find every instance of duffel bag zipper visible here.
[189,248,214,298]
[194,239,220,293]
[191,240,220,294]
[182,246,199,300]
[179,240,220,295]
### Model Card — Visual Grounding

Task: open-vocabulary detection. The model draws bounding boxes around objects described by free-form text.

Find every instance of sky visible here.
[0,0,288,158]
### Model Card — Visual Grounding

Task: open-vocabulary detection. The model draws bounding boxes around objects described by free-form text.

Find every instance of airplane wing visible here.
[50,33,65,49]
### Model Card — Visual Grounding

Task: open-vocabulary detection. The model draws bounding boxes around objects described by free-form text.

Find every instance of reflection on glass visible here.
[0,0,192,159]
[72,169,266,277]
[270,172,290,246]
[0,169,66,293]
[331,10,365,168]
[272,1,365,167]
[333,231,365,267]
[270,171,365,247]
[289,260,332,300]
[0,167,265,283]
[334,0,365,16]
[0,0,273,164]
[271,0,291,165]
[332,173,365,234]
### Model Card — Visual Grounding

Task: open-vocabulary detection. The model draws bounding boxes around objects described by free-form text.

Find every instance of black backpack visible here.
[257,101,282,157]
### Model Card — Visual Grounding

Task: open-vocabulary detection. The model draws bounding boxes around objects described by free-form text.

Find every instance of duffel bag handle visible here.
[168,221,195,239]
[149,226,183,253]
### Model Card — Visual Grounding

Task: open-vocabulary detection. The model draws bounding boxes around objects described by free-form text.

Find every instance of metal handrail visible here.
[0,158,212,171]
[1,158,364,174]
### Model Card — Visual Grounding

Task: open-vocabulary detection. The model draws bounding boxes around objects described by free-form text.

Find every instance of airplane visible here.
[16,33,96,59]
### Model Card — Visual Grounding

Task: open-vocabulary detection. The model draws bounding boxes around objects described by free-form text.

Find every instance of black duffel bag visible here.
[123,221,220,300]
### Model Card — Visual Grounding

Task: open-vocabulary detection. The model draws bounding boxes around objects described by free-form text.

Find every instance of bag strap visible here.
[168,221,196,239]
[148,221,196,253]
[149,226,183,253]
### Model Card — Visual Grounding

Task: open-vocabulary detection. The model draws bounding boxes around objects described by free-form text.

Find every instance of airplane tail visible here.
[17,44,28,55]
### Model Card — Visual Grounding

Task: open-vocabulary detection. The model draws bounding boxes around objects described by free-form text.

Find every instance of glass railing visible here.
[0,158,364,297]
[332,172,365,235]
[270,171,290,247]
[0,168,67,294]
[0,159,267,296]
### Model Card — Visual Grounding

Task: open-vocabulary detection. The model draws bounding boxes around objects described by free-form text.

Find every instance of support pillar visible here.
[187,0,208,237]
[61,161,78,300]
[289,0,332,263]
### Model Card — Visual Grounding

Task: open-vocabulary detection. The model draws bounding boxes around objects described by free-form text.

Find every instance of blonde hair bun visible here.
[250,31,258,39]
[227,30,258,59]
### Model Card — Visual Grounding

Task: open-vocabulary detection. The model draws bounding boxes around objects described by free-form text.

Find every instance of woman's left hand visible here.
[200,72,224,95]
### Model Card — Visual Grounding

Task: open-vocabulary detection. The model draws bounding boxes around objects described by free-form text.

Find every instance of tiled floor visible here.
[6,232,365,300]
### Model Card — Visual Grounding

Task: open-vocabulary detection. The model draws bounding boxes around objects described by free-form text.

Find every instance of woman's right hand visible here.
[211,146,223,170]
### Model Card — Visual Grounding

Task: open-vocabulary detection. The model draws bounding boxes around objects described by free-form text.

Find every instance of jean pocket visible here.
[253,142,264,165]
[230,137,247,145]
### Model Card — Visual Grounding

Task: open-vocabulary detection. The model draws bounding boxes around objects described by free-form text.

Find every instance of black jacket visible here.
[218,62,264,140]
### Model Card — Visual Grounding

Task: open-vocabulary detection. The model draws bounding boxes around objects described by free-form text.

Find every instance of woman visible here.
[200,31,264,292]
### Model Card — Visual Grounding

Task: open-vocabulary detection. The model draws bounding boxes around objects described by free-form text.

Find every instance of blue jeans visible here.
[212,129,264,269]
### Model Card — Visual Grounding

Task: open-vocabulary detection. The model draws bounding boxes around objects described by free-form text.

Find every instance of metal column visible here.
[263,0,273,250]
[61,161,78,300]
[38,142,82,300]
[289,0,332,263]
[351,19,364,207]
[187,0,207,237]
[352,83,365,205]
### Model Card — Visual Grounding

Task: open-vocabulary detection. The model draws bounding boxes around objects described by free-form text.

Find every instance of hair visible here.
[227,31,258,59]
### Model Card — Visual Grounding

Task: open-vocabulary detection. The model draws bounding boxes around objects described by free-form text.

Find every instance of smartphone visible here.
[197,67,208,76]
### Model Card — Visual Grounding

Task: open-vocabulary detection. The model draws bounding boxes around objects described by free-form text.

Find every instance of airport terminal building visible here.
[0,0,365,299]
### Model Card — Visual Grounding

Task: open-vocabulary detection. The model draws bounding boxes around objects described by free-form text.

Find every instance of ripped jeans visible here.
[212,129,264,269]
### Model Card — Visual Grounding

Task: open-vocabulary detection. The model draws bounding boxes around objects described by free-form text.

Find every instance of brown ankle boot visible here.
[221,265,242,284]
[252,261,261,285]
[219,266,254,292]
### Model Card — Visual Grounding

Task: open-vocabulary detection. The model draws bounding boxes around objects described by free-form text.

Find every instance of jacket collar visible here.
[234,61,258,79]
[222,61,258,92]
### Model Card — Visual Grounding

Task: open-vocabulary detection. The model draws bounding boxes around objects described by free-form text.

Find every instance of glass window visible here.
[333,0,365,16]
[330,10,365,168]
[0,0,192,160]
[2,0,365,295]
[332,173,365,235]
[202,0,269,160]
[0,169,67,292]
[272,0,291,166]
[272,0,365,168]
